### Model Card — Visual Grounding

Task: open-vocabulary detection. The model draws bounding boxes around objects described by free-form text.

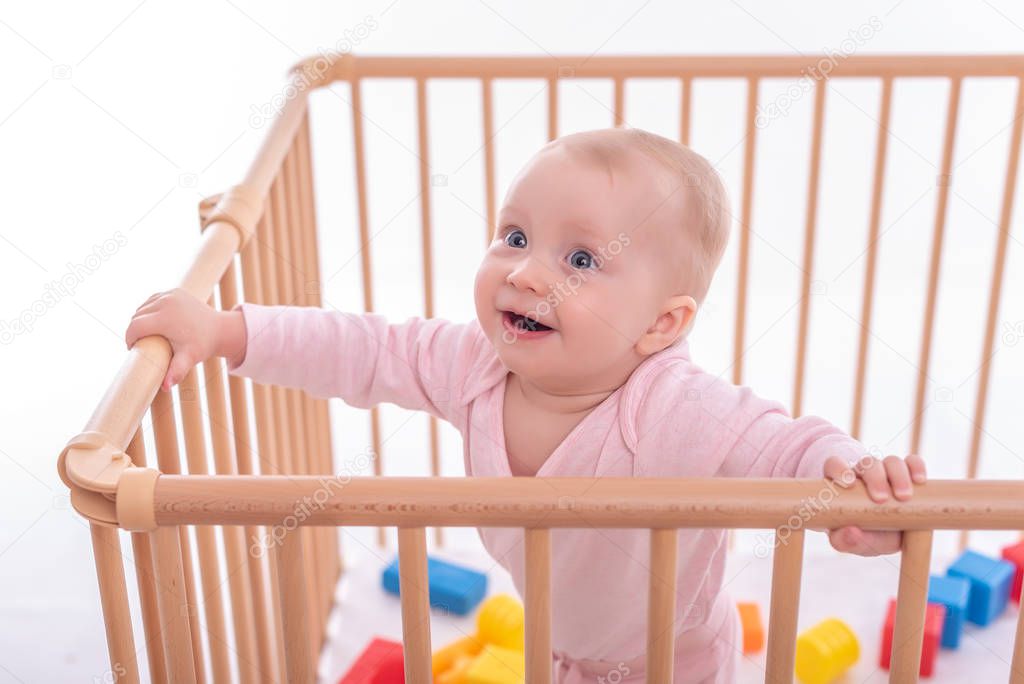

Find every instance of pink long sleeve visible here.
[226,303,494,426]
[624,352,866,479]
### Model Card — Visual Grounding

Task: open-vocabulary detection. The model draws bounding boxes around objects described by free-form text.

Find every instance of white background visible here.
[2,1,1024,681]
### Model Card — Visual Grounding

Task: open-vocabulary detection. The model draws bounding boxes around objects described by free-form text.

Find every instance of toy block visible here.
[433,635,483,681]
[947,550,1015,625]
[382,555,488,616]
[339,637,404,684]
[371,650,405,684]
[477,594,525,650]
[1001,541,1024,604]
[464,645,525,684]
[927,575,970,648]
[879,599,944,678]
[434,595,525,684]
[795,618,859,684]
[736,602,764,653]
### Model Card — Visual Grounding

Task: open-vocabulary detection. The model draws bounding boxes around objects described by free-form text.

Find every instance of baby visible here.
[126,127,926,683]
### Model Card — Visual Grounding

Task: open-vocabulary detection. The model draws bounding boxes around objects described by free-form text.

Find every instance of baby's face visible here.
[474,143,691,391]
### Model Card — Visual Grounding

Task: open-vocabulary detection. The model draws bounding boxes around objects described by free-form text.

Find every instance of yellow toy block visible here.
[477,594,525,650]
[794,618,859,684]
[464,645,526,684]
[737,602,764,653]
[433,594,525,683]
[433,635,483,684]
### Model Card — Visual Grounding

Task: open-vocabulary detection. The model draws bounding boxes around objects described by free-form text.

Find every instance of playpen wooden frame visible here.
[57,53,1024,683]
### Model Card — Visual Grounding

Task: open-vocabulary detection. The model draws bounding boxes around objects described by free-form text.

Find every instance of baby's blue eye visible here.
[505,229,527,248]
[568,249,595,269]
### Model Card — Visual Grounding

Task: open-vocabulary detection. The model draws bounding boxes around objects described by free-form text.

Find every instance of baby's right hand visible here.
[125,288,246,392]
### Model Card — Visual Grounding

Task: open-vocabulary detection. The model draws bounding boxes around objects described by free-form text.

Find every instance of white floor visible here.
[317,544,1022,683]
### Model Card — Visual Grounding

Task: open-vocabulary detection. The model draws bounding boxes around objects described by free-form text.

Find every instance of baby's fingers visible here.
[823,456,857,488]
[906,453,927,484]
[859,458,892,503]
[125,312,163,350]
[163,351,195,392]
[884,455,914,501]
[134,292,166,313]
[828,526,902,556]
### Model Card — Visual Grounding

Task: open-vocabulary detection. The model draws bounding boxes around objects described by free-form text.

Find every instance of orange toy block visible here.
[737,602,765,653]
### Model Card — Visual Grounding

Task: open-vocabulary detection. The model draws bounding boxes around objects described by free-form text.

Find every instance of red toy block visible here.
[1001,541,1024,604]
[879,598,945,678]
[339,637,404,684]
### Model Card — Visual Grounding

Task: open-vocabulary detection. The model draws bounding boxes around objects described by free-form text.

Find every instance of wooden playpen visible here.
[58,53,1024,683]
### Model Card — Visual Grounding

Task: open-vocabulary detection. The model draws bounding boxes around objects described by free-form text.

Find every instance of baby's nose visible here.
[506,258,548,294]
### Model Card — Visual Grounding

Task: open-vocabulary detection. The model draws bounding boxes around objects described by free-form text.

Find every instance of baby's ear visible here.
[636,295,697,356]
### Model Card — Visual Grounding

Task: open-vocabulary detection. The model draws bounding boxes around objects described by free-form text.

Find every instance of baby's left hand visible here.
[822,453,927,556]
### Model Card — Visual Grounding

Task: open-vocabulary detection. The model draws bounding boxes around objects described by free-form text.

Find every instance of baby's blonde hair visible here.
[551,128,731,306]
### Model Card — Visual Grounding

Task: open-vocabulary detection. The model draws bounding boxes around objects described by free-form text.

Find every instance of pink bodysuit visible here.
[227,303,867,683]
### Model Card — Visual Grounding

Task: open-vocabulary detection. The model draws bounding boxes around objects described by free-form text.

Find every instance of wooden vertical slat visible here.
[126,428,167,684]
[734,77,759,386]
[613,76,625,127]
[415,76,445,549]
[178,367,232,684]
[647,529,678,682]
[793,80,827,418]
[283,142,325,649]
[398,528,432,683]
[217,256,279,682]
[766,528,804,683]
[240,224,289,683]
[297,113,343,583]
[890,530,933,682]
[290,130,326,625]
[483,77,497,245]
[90,524,141,684]
[962,78,1024,551]
[852,77,893,440]
[290,114,333,634]
[547,76,558,141]
[525,528,552,684]
[151,390,206,683]
[349,76,387,548]
[1010,577,1024,683]
[269,170,322,667]
[152,525,199,684]
[679,77,691,146]
[198,285,262,683]
[276,529,313,683]
[911,77,961,456]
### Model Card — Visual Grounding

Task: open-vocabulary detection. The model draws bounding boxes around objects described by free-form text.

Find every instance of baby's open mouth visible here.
[502,310,553,333]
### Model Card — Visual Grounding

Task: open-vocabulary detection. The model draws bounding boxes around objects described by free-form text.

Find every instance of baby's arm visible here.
[631,360,926,555]
[125,289,482,423]
[719,388,929,555]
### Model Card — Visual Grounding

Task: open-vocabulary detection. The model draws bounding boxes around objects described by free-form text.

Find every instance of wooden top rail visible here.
[58,69,312,526]
[299,53,1024,84]
[148,475,1024,530]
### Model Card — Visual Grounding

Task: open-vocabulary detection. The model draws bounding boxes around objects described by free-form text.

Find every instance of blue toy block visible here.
[928,574,970,648]
[381,555,488,616]
[946,550,1015,626]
